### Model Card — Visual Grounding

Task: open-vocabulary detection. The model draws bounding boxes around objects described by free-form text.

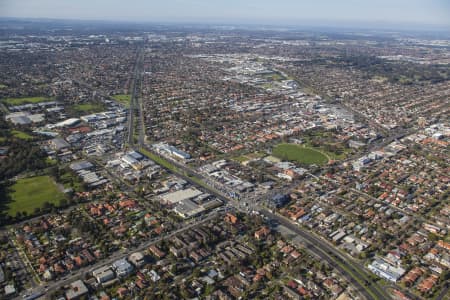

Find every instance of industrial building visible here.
[160,187,203,205]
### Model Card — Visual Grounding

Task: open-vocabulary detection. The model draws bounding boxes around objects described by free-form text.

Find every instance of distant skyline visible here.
[1,0,449,29]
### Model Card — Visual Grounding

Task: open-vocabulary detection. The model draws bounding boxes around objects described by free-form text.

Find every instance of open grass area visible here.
[59,170,85,192]
[232,151,266,163]
[112,94,131,107]
[2,96,53,106]
[7,176,66,216]
[139,148,178,172]
[45,158,58,166]
[0,84,7,89]
[262,72,285,81]
[273,143,329,165]
[301,139,350,161]
[73,103,105,113]
[232,155,249,163]
[11,130,34,140]
[302,141,350,161]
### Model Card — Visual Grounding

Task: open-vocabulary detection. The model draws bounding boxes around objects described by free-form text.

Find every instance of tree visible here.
[59,198,68,208]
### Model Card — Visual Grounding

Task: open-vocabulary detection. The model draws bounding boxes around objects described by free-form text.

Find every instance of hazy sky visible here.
[1,0,449,28]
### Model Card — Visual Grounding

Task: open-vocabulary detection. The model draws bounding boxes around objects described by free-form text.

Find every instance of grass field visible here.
[273,143,329,165]
[0,84,7,89]
[112,94,131,107]
[262,72,285,82]
[232,155,249,163]
[139,148,178,172]
[2,96,52,106]
[73,103,104,113]
[7,176,66,216]
[59,170,85,192]
[11,130,34,140]
[300,133,350,161]
[232,152,266,163]
[45,158,58,165]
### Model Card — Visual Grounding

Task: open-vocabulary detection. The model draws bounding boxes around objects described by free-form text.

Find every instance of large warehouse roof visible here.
[161,187,203,205]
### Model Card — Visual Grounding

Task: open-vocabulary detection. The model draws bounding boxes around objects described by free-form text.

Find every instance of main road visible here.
[138,146,391,300]
[261,208,389,300]
[28,47,390,299]
[128,45,145,147]
[129,81,392,299]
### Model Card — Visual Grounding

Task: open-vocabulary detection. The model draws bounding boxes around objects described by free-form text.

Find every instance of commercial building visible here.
[55,118,80,128]
[160,187,203,205]
[65,280,88,300]
[5,112,45,125]
[112,258,134,277]
[368,259,405,282]
[173,199,205,218]
[69,161,94,172]
[4,285,16,297]
[128,252,145,268]
[92,266,115,283]
[269,194,290,208]
[153,143,191,160]
[49,137,70,151]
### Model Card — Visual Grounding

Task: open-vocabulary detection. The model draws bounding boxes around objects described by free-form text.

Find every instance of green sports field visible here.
[7,176,66,216]
[72,103,105,113]
[2,96,53,106]
[11,130,34,140]
[273,143,329,165]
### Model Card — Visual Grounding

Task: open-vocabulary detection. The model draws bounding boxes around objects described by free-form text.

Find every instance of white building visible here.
[160,187,203,205]
[112,258,134,277]
[368,259,405,282]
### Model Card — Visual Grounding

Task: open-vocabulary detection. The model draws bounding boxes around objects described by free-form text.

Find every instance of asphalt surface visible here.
[128,47,144,146]
[139,146,391,300]
[261,208,390,300]
[12,51,421,299]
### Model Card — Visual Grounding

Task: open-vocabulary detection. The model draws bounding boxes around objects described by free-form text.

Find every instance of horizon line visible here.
[1,16,449,33]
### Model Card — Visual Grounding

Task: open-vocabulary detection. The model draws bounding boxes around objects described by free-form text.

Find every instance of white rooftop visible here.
[161,187,203,204]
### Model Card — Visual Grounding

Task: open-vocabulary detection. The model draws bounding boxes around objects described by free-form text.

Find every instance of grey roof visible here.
[51,137,70,150]
[161,188,203,204]
[65,280,88,300]
[128,151,144,160]
[70,161,94,171]
[174,199,205,218]
[10,116,31,125]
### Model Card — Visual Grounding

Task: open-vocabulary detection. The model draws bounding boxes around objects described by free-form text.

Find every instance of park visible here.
[273,143,329,165]
[6,175,66,217]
